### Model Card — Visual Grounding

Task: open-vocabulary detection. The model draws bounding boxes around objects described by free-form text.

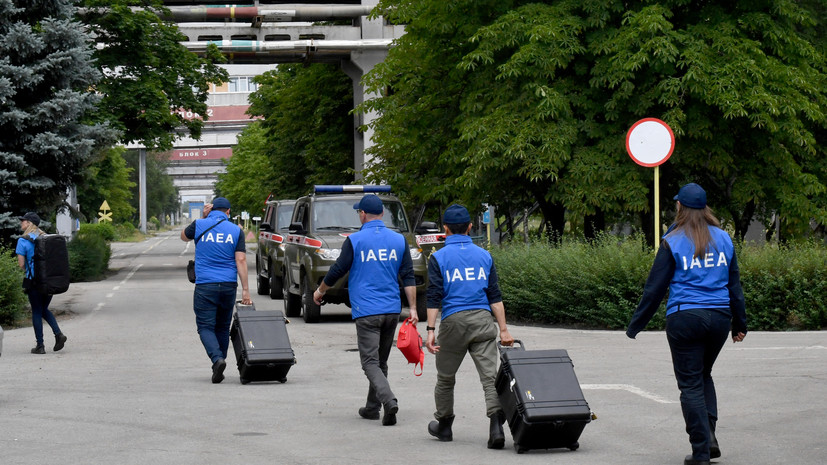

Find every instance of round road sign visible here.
[626,118,675,167]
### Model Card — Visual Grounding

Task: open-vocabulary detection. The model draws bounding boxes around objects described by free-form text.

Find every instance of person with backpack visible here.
[16,212,68,354]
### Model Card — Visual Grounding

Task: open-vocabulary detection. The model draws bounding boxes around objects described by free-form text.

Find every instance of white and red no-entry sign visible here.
[626,118,674,167]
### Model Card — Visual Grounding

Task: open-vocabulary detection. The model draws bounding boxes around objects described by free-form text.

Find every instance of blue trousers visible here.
[28,290,61,346]
[193,282,237,364]
[666,308,730,461]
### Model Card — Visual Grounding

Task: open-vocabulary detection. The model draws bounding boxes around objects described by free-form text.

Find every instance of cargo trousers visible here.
[434,309,501,419]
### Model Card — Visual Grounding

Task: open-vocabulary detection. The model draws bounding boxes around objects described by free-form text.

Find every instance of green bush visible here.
[79,222,116,241]
[492,235,661,329]
[113,222,138,241]
[490,236,827,331]
[738,242,827,330]
[0,246,28,326]
[68,226,112,282]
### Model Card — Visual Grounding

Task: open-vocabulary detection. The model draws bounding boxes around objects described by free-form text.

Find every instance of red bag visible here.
[397,318,424,376]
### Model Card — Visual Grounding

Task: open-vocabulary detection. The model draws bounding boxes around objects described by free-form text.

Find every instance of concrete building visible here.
[160,1,404,209]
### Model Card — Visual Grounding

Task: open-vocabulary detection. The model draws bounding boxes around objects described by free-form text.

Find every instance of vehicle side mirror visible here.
[416,221,440,235]
[260,222,272,232]
[288,222,306,235]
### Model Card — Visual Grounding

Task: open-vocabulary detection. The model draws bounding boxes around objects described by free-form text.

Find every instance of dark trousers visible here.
[193,282,237,364]
[28,290,60,346]
[355,313,399,412]
[666,308,731,461]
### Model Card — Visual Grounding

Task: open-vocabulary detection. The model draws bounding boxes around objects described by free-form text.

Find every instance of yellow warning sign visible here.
[98,200,112,223]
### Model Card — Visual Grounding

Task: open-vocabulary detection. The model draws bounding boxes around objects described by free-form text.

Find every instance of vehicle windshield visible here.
[313,199,410,233]
[277,205,293,231]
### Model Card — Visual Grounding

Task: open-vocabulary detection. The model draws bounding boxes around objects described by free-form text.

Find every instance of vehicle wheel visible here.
[415,291,427,321]
[301,276,321,323]
[283,274,301,317]
[255,257,269,295]
[268,263,282,300]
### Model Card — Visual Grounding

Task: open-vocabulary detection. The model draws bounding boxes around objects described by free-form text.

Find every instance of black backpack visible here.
[23,234,71,295]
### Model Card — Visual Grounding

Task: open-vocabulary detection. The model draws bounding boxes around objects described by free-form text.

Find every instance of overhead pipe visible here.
[182,39,392,54]
[133,5,374,23]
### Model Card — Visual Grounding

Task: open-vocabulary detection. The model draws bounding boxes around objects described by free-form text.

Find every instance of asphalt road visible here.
[1,229,825,465]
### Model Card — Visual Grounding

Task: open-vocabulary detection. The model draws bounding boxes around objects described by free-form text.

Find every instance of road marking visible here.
[119,263,142,286]
[732,346,826,351]
[582,384,677,404]
[180,240,192,257]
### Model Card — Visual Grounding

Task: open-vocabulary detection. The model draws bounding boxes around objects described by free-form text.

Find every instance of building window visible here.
[228,76,257,93]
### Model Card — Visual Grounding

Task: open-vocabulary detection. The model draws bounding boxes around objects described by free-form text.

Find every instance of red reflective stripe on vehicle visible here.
[286,235,321,248]
[272,234,284,243]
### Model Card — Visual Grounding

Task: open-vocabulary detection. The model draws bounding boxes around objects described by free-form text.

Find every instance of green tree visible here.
[214,121,271,217]
[366,0,827,241]
[81,0,228,151]
[0,0,117,243]
[246,63,354,199]
[77,146,136,224]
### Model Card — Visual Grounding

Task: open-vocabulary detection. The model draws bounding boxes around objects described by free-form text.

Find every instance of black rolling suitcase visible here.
[495,341,593,454]
[230,303,296,384]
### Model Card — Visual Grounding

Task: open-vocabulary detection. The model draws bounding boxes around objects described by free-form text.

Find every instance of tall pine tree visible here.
[0,0,116,242]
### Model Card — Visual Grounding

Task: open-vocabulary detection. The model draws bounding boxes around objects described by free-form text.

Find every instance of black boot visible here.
[428,415,454,442]
[684,455,710,465]
[709,420,721,459]
[487,410,506,449]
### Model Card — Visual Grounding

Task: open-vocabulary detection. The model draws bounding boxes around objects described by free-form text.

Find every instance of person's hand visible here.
[240,289,252,305]
[732,332,746,343]
[408,308,419,325]
[202,203,213,218]
[426,331,439,354]
[499,329,514,346]
[313,289,324,306]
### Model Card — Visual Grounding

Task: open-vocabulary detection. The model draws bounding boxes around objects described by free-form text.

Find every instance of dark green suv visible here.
[283,186,427,323]
[255,199,296,299]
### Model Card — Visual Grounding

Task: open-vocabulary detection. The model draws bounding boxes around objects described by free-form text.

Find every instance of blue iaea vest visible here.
[348,219,407,318]
[433,235,493,320]
[194,211,242,284]
[664,225,734,315]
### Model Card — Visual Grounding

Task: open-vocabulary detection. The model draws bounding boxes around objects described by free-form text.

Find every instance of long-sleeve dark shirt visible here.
[627,240,747,338]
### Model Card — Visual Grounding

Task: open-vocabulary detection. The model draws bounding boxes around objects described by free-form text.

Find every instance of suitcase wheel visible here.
[278,378,287,383]
[568,442,579,451]
[240,377,250,385]
[515,444,527,454]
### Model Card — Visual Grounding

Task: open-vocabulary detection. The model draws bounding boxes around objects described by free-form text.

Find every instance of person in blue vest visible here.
[16,212,68,354]
[627,183,748,465]
[181,197,252,383]
[424,204,514,449]
[313,194,417,426]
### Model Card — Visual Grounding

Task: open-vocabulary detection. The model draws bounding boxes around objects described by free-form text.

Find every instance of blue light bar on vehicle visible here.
[314,185,392,193]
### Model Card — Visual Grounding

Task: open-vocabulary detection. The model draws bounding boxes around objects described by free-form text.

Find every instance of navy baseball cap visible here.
[212,197,231,209]
[18,212,41,226]
[443,204,471,224]
[353,194,384,215]
[674,183,707,209]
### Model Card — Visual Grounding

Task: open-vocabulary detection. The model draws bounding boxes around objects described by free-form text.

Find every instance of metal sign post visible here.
[626,118,675,250]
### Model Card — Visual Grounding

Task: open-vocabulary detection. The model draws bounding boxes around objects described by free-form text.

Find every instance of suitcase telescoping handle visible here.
[498,339,524,351]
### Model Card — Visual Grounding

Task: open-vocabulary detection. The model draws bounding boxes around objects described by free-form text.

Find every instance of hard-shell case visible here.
[495,342,592,453]
[231,304,296,384]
